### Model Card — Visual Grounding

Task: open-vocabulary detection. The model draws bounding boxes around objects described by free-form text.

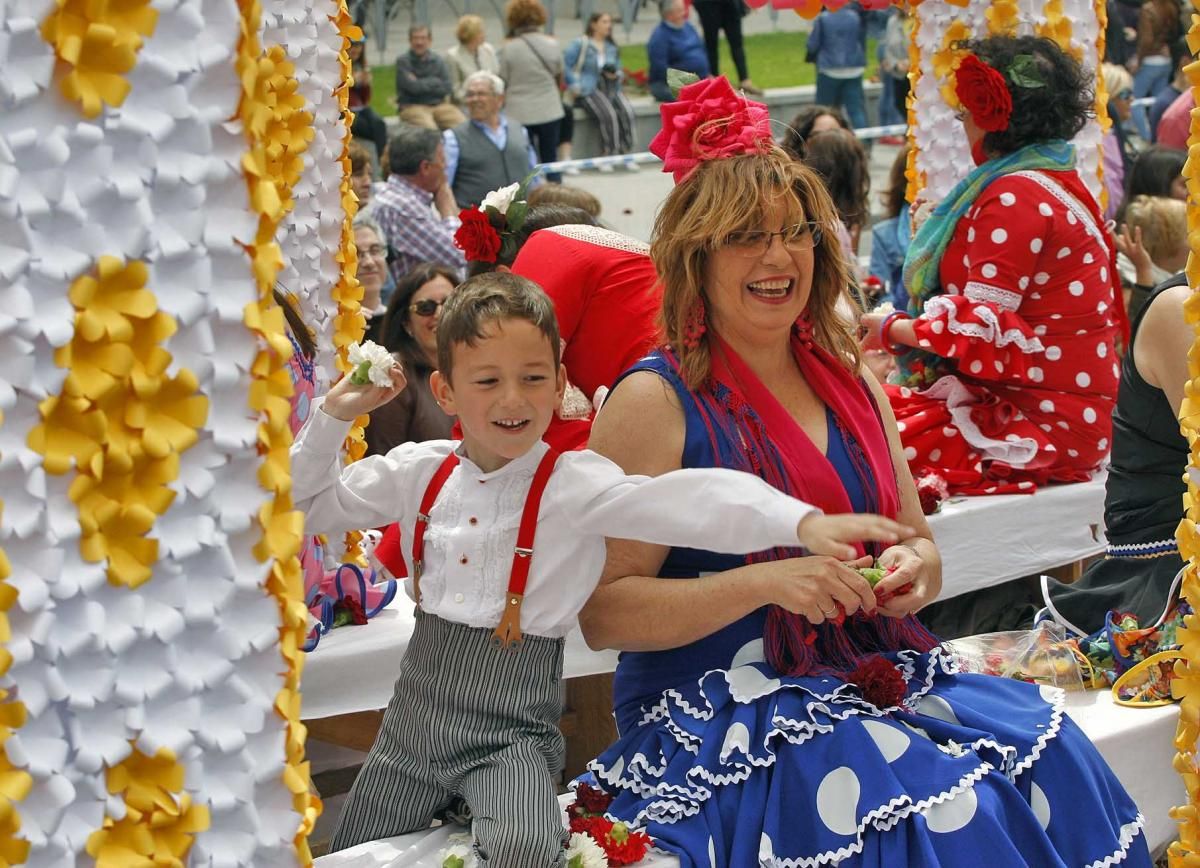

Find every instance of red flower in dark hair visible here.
[454,208,502,262]
[954,54,1013,133]
[649,76,773,183]
[849,656,907,709]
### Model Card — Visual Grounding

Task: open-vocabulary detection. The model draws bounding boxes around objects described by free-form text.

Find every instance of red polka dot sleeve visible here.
[911,179,1050,383]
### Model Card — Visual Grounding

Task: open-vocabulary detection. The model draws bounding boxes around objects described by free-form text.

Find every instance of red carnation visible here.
[334,595,368,625]
[603,822,652,866]
[648,76,773,182]
[849,655,907,709]
[572,782,613,816]
[954,54,1013,133]
[569,813,613,839]
[454,208,502,262]
[915,471,949,515]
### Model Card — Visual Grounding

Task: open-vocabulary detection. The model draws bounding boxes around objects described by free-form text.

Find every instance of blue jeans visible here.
[1133,60,1171,140]
[815,73,868,129]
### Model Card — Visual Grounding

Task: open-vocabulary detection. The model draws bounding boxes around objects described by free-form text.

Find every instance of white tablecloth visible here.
[302,477,1108,721]
[314,688,1181,867]
[926,473,1106,601]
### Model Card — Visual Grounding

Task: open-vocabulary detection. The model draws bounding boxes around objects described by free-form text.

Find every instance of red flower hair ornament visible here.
[649,74,774,183]
[954,54,1013,133]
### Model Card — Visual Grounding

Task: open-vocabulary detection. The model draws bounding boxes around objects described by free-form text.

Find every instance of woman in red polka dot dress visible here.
[863,36,1125,495]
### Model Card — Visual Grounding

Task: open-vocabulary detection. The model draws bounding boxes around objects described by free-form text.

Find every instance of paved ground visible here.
[557,138,903,251]
[371,0,812,55]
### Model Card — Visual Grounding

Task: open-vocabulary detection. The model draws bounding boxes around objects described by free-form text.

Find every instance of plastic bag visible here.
[945,620,1085,691]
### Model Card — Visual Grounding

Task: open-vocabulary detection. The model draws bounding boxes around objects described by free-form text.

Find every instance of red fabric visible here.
[511,229,662,402]
[710,331,901,527]
[375,522,406,578]
[1156,89,1193,149]
[889,170,1120,495]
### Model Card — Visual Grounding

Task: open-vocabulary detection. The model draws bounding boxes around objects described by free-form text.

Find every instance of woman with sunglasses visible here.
[577,76,1148,868]
[861,36,1123,500]
[365,262,458,456]
[1101,62,1136,220]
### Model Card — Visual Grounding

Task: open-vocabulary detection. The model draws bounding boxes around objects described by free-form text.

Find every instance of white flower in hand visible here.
[566,831,609,868]
[347,340,397,387]
[480,182,521,215]
[437,833,476,867]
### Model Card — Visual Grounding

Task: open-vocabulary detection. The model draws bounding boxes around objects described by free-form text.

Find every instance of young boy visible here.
[291,273,910,866]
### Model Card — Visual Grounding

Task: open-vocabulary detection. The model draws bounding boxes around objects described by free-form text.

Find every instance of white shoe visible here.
[596,163,615,173]
[563,165,581,176]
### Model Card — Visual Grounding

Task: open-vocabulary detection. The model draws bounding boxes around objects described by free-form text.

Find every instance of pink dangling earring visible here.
[794,311,814,347]
[683,298,707,350]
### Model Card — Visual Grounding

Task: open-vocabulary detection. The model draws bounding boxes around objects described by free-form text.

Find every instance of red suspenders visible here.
[410,447,561,648]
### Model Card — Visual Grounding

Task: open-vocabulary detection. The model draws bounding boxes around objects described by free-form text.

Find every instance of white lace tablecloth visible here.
[313,688,1180,866]
[301,476,1107,721]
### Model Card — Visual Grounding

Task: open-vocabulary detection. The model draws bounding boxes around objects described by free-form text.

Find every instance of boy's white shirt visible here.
[291,400,819,638]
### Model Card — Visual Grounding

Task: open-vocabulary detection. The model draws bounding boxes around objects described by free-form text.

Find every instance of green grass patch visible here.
[370,32,878,114]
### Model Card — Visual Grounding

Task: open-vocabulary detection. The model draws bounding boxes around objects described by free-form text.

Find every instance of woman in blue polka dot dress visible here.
[575,77,1151,868]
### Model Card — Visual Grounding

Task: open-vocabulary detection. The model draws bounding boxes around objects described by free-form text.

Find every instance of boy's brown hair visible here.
[436,272,561,381]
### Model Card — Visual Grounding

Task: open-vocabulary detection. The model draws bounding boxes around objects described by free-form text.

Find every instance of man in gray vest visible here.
[442,71,539,209]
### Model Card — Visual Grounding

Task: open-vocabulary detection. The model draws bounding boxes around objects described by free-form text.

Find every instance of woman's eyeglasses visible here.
[409,298,446,317]
[723,222,824,257]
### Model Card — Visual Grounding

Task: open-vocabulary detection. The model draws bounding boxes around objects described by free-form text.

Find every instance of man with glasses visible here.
[372,125,466,284]
[443,71,539,209]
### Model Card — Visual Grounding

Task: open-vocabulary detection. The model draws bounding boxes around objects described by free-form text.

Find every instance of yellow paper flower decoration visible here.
[1093,0,1112,212]
[1172,6,1200,861]
[932,20,972,111]
[1035,0,1080,61]
[234,0,322,855]
[985,0,1019,37]
[40,0,157,117]
[904,11,925,208]
[86,747,210,867]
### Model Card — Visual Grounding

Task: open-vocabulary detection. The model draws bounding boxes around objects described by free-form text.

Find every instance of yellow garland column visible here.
[1168,5,1200,862]
[331,1,371,561]
[234,1,321,861]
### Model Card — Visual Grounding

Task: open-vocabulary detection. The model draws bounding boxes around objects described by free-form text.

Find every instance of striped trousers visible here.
[579,88,635,155]
[330,611,568,867]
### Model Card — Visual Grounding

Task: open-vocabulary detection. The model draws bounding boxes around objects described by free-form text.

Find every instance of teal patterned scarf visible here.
[899,140,1077,385]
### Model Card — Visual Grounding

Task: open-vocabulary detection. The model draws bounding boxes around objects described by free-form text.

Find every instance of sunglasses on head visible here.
[409,298,446,316]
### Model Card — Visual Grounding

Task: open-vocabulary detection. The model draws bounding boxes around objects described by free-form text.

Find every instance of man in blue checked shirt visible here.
[372,125,466,284]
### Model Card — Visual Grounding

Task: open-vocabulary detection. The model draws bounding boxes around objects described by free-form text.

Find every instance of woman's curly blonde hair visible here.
[651,146,861,390]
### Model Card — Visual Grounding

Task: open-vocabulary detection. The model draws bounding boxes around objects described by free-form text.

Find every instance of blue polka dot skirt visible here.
[585,647,1151,867]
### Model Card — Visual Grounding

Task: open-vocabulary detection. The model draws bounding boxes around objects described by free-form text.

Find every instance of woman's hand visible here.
[859,310,888,351]
[321,361,407,422]
[871,544,937,618]
[757,555,877,625]
[1115,224,1155,286]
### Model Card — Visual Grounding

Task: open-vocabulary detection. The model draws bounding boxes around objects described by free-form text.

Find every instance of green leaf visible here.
[349,360,372,386]
[506,200,529,235]
[1007,54,1045,89]
[667,67,701,98]
[858,566,887,587]
[567,856,584,868]
[442,856,465,868]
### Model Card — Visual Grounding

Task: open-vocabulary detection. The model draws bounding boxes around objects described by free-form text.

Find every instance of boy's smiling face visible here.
[431,317,566,473]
